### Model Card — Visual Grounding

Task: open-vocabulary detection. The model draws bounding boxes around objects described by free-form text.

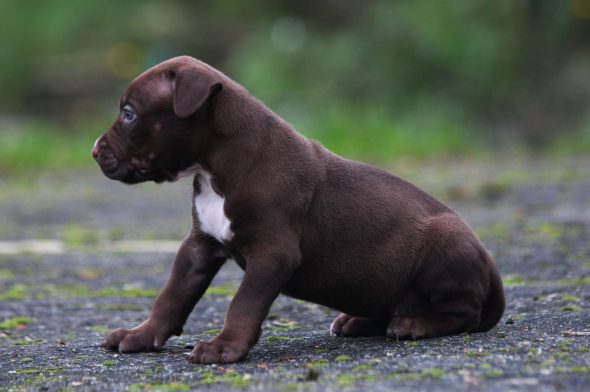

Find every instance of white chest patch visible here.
[194,171,234,243]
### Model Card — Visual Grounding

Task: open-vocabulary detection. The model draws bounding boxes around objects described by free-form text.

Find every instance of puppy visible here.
[93,56,505,364]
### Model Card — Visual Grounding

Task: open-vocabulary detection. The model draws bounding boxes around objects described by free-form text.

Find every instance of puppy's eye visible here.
[122,106,136,123]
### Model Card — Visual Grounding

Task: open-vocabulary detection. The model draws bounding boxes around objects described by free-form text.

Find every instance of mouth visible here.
[98,157,176,184]
[93,138,188,184]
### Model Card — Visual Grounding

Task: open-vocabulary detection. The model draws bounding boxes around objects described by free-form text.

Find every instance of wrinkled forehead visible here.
[120,68,172,111]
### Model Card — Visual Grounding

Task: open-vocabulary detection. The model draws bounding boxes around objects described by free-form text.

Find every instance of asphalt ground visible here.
[0,157,589,391]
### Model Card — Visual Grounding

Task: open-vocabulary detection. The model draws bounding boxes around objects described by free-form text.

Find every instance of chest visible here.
[194,171,234,243]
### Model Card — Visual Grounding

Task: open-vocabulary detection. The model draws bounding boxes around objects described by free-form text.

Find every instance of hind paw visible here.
[330,314,386,337]
[386,316,432,340]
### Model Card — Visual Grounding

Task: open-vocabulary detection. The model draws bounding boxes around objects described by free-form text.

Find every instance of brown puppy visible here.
[93,56,505,364]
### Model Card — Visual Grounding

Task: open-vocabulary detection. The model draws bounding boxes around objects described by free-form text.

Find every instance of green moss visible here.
[20,358,33,363]
[422,368,444,379]
[142,366,164,377]
[102,360,116,367]
[91,286,159,298]
[0,269,15,280]
[336,373,376,387]
[475,223,511,241]
[15,369,41,375]
[0,316,32,330]
[560,305,583,312]
[89,325,110,334]
[335,355,352,362]
[267,336,303,342]
[97,304,145,311]
[202,328,222,335]
[308,359,329,369]
[556,366,590,374]
[557,277,590,286]
[197,369,217,385]
[76,267,104,280]
[465,351,488,358]
[44,367,65,373]
[562,295,582,302]
[502,276,590,287]
[130,382,191,391]
[405,341,421,348]
[540,359,556,367]
[0,284,29,300]
[277,383,311,391]
[388,367,445,380]
[0,283,159,300]
[63,224,101,247]
[13,339,45,345]
[502,275,526,286]
[62,332,75,340]
[484,369,504,378]
[204,284,238,297]
[269,319,299,331]
[463,335,474,343]
[222,372,253,389]
[195,370,252,389]
[533,222,564,241]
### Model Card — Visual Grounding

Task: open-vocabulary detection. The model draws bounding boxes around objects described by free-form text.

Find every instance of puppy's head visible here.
[92,56,222,184]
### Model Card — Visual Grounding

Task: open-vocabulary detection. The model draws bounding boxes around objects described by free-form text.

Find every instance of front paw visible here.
[101,322,176,353]
[187,337,249,364]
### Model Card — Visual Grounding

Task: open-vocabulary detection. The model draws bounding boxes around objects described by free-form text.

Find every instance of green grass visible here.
[1,116,589,174]
[0,121,99,172]
[0,114,477,173]
[298,106,477,164]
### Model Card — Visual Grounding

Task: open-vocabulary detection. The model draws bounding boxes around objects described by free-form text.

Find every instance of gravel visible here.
[0,158,589,391]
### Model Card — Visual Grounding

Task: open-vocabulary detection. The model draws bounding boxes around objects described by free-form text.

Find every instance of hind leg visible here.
[330,313,388,337]
[387,218,488,340]
[387,293,482,340]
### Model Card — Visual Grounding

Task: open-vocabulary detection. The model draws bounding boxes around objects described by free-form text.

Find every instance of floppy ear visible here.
[172,67,222,118]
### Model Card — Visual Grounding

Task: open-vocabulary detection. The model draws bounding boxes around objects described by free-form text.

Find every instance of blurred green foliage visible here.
[1,0,589,170]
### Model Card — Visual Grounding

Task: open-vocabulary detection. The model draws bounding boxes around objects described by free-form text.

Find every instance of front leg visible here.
[102,232,226,353]
[188,239,300,364]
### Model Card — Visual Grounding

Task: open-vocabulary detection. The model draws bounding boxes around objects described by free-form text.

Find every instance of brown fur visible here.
[93,56,505,364]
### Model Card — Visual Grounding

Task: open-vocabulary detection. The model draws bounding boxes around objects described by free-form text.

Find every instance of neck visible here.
[198,84,295,192]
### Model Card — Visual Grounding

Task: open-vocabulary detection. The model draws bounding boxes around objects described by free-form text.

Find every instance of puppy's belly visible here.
[282,256,410,318]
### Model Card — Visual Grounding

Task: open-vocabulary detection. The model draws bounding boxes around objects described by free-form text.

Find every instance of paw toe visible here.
[330,314,352,336]
[387,317,430,340]
[101,328,128,350]
[188,339,248,364]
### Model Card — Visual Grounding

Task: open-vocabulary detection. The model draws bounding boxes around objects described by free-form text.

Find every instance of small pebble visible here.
[184,342,195,350]
[505,317,514,325]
